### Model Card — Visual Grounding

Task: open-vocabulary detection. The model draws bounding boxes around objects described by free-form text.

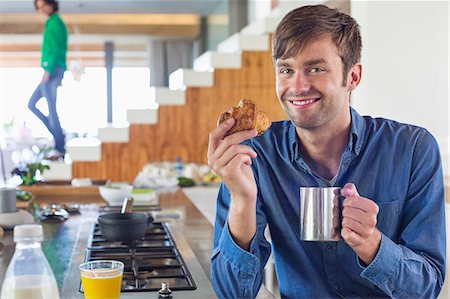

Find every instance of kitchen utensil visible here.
[0,188,16,214]
[40,204,70,222]
[120,197,133,214]
[97,197,154,241]
[299,187,342,241]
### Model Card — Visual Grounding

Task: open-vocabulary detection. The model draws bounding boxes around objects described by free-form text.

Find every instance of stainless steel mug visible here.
[299,187,341,241]
[0,188,17,213]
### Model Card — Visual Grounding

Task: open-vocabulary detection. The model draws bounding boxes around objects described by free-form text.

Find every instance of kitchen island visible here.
[0,188,274,298]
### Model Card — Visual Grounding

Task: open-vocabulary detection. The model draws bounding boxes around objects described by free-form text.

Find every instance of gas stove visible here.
[61,215,216,299]
[80,222,197,292]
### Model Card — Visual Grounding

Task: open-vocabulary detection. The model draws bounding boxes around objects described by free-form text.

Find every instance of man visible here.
[208,5,445,299]
[28,0,68,158]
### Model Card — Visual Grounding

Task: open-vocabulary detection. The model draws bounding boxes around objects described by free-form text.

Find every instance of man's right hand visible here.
[207,117,259,250]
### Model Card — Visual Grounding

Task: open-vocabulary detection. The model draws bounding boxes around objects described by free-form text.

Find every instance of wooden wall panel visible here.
[214,51,276,87]
[73,49,288,182]
[72,143,130,180]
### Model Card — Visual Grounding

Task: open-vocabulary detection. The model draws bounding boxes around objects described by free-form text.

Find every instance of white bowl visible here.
[98,184,133,206]
[0,210,34,230]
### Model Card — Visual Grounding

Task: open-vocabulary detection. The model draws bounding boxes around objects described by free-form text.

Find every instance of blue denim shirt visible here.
[211,108,446,299]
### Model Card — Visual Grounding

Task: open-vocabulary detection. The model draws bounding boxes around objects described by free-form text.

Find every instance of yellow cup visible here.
[79,260,124,299]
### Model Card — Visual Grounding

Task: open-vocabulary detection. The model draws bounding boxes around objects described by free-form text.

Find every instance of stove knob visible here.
[158,282,172,298]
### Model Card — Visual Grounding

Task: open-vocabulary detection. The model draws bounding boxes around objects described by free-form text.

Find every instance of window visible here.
[1,67,150,140]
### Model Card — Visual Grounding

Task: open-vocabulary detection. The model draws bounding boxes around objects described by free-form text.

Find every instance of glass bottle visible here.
[1,224,60,299]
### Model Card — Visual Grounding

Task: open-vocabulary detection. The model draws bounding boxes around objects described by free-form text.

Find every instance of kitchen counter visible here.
[0,188,274,298]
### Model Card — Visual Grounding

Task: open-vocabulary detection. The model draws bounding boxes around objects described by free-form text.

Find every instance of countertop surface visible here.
[0,188,274,298]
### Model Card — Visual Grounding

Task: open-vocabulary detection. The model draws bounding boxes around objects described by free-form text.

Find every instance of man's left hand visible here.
[41,71,50,83]
[341,183,382,265]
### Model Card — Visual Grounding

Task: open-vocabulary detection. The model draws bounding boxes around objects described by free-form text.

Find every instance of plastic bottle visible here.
[0,224,60,299]
[175,156,183,178]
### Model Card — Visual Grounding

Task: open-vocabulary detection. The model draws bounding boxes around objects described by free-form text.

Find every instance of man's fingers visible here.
[342,206,366,223]
[342,216,374,237]
[211,129,257,163]
[210,144,257,173]
[341,183,360,197]
[208,118,235,158]
[342,196,379,214]
[226,154,253,173]
[341,227,364,246]
[344,206,378,227]
[218,144,257,167]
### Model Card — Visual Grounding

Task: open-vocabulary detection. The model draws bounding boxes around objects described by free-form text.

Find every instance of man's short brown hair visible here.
[272,5,362,84]
[34,0,59,12]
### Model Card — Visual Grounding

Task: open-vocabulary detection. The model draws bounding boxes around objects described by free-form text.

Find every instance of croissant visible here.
[218,99,271,137]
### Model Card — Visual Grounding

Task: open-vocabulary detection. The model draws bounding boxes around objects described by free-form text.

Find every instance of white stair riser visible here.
[169,69,214,90]
[194,51,242,71]
[241,16,281,35]
[150,87,186,105]
[218,34,270,53]
[66,138,102,162]
[68,149,101,162]
[42,161,72,181]
[127,109,158,124]
[98,126,130,143]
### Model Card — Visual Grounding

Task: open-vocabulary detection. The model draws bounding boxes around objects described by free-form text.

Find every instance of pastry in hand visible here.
[218,99,270,137]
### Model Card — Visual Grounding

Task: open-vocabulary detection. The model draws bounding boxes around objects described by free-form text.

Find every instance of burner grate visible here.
[79,222,196,292]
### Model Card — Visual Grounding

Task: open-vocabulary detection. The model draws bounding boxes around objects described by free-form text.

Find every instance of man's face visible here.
[36,0,54,16]
[275,36,360,131]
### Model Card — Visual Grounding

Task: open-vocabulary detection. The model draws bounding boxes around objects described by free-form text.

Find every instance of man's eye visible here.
[309,67,324,73]
[280,69,292,75]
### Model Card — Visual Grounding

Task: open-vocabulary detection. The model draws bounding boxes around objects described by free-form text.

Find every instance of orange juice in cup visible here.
[79,260,124,299]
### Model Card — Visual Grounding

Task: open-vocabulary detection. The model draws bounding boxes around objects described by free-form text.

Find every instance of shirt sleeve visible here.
[359,129,446,298]
[211,184,272,299]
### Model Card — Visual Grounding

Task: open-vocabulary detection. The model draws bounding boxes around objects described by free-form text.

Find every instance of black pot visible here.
[97,212,154,241]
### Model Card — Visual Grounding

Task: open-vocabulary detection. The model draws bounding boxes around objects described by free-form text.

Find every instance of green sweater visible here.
[41,13,68,73]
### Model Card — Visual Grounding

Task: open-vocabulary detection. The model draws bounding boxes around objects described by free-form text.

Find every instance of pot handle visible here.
[147,213,155,224]
[121,197,134,214]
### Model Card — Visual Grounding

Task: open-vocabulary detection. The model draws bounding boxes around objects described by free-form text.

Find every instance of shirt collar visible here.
[349,107,365,155]
[288,121,299,162]
[288,107,366,162]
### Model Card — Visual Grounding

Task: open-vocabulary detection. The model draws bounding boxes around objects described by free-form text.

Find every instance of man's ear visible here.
[347,63,362,92]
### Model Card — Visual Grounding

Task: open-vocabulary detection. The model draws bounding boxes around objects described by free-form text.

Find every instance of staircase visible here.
[51,15,286,182]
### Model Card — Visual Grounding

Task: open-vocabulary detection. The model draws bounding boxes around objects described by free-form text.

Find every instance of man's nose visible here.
[293,73,311,93]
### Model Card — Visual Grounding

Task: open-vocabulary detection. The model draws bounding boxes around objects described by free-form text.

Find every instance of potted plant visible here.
[10,146,52,186]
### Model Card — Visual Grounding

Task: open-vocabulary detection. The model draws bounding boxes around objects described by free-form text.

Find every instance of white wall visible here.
[247,0,328,24]
[351,1,449,175]
[245,1,449,175]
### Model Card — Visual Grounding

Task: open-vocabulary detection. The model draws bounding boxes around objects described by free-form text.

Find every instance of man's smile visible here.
[286,97,321,109]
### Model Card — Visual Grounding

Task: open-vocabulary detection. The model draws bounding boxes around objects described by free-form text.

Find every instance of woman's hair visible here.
[272,5,362,83]
[34,0,59,12]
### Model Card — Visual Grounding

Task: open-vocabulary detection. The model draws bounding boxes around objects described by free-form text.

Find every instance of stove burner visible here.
[80,222,196,292]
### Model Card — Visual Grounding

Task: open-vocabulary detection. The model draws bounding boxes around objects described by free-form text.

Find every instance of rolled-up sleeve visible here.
[211,184,271,299]
[360,129,446,298]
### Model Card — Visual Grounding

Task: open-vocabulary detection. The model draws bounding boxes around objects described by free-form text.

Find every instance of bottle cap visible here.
[14,224,43,242]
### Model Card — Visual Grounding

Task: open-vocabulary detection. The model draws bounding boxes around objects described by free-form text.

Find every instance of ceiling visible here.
[0,0,225,15]
[0,0,227,67]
